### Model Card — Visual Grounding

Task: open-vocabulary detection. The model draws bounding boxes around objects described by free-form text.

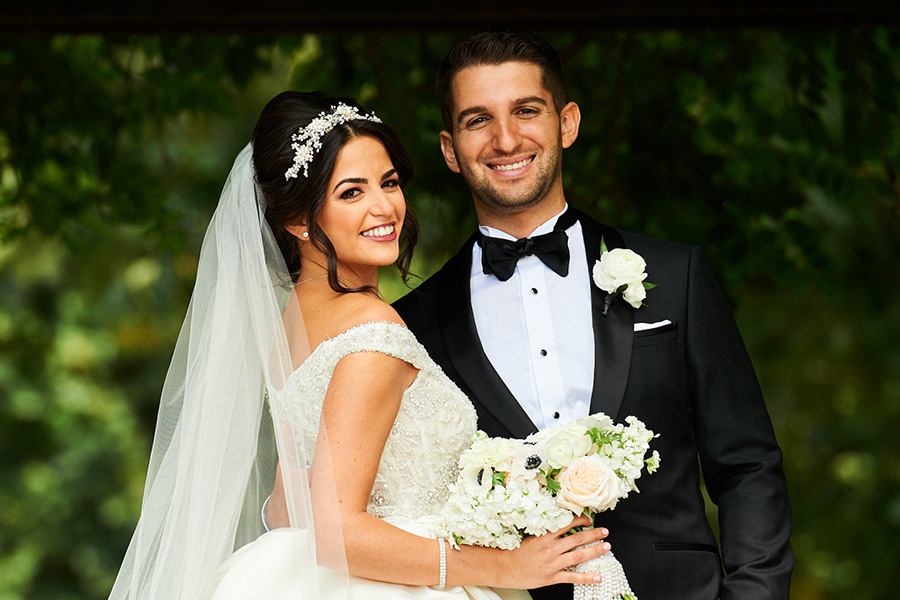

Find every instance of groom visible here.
[394,30,793,599]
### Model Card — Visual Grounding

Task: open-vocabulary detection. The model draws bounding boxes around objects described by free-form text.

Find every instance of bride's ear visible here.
[286,224,310,241]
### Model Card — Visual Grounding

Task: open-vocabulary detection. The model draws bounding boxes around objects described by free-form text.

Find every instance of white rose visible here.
[555,455,624,514]
[592,248,648,293]
[545,427,594,469]
[622,281,647,308]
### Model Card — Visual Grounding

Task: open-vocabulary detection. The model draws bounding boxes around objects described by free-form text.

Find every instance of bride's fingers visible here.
[558,525,608,551]
[560,539,611,568]
[560,571,603,586]
[550,514,593,537]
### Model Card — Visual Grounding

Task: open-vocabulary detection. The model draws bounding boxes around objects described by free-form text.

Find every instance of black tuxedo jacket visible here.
[394,210,793,600]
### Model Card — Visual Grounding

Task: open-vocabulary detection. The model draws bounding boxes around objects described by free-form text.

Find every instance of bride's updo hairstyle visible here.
[252,91,419,293]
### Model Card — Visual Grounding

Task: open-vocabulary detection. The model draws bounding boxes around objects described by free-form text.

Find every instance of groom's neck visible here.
[475,197,567,239]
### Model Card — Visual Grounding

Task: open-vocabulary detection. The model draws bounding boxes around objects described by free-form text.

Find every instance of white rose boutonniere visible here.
[592,236,657,315]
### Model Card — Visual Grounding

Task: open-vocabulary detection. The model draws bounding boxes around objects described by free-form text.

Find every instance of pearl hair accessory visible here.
[284,103,382,180]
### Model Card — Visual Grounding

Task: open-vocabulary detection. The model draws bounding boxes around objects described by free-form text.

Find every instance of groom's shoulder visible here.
[618,228,693,261]
[393,235,474,317]
[393,270,446,343]
[577,210,693,262]
[393,271,439,316]
[392,255,453,331]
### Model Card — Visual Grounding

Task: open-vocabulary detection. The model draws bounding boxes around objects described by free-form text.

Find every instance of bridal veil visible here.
[108,144,350,599]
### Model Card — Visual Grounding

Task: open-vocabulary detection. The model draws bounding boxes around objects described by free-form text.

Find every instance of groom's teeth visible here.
[492,157,532,171]
[362,225,394,237]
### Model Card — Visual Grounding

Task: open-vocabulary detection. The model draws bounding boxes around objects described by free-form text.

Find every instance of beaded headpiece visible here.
[284,103,383,180]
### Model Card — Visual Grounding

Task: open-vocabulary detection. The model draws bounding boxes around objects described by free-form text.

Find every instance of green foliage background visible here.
[1,30,899,599]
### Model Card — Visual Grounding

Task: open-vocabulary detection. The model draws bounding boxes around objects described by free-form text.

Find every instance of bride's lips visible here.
[360,222,398,241]
[486,155,535,177]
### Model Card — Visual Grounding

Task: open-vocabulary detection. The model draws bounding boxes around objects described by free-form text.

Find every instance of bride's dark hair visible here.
[252,91,419,293]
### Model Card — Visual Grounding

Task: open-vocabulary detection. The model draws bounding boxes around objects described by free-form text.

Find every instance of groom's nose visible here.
[490,115,522,153]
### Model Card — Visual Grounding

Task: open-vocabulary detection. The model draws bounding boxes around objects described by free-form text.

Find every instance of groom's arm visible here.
[685,246,794,599]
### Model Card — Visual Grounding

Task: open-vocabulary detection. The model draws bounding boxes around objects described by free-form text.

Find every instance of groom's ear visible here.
[439,131,461,174]
[560,101,581,149]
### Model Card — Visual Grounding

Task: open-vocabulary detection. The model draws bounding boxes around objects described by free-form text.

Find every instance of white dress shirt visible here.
[470,206,595,430]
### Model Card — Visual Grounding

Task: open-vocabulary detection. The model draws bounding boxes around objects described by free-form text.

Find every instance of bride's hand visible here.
[497,515,611,589]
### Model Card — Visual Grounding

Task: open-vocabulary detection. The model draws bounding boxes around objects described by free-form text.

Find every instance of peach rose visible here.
[556,455,624,514]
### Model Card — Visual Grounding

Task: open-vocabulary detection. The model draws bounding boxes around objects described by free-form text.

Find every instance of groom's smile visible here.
[487,154,536,174]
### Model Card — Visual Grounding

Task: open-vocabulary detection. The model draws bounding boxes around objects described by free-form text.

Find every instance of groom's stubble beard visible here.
[456,132,563,215]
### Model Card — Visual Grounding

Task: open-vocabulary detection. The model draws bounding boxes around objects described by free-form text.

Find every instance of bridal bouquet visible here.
[433,413,660,600]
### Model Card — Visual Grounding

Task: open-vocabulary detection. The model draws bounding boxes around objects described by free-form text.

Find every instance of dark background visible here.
[1,4,898,599]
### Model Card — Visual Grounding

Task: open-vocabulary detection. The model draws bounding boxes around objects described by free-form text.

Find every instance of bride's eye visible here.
[339,187,362,200]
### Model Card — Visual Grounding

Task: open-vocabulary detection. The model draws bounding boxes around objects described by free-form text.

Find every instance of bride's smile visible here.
[361,222,397,240]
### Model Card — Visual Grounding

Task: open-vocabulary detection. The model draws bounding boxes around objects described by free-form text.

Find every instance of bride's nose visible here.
[368,188,396,217]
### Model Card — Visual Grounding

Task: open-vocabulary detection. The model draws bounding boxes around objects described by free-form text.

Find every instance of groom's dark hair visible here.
[436,29,568,130]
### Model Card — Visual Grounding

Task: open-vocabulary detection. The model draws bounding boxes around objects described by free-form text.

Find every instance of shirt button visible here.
[540,349,548,356]
[531,287,538,295]
[553,412,560,419]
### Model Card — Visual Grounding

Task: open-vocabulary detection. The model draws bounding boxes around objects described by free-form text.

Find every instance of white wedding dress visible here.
[205,321,530,600]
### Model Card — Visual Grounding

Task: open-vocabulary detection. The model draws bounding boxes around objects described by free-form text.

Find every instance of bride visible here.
[108,91,610,600]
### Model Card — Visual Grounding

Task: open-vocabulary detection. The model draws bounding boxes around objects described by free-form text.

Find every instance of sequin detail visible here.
[270,321,478,520]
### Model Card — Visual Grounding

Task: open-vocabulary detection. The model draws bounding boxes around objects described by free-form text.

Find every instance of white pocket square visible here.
[633,319,672,332]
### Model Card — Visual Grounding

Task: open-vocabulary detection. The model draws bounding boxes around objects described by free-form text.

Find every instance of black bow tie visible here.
[476,210,578,282]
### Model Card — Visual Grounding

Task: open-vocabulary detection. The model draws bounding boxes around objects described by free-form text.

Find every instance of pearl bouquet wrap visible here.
[569,544,636,600]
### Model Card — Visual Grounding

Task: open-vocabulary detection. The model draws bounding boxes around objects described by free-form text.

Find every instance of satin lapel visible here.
[578,211,634,421]
[436,235,538,438]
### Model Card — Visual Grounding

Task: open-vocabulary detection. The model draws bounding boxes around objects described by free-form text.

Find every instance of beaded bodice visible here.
[270,321,477,520]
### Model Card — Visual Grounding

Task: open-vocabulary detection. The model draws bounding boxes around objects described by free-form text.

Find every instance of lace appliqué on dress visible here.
[270,321,478,520]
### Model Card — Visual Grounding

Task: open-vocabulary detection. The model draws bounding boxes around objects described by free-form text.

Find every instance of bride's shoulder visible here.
[329,293,405,336]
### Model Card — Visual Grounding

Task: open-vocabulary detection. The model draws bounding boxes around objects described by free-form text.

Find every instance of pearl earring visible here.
[302,232,309,239]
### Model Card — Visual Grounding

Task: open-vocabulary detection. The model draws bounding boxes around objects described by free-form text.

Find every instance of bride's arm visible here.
[312,349,611,589]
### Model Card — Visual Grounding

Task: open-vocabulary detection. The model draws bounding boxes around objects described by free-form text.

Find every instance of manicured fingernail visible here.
[599,528,609,536]
[603,542,611,551]
[592,575,602,583]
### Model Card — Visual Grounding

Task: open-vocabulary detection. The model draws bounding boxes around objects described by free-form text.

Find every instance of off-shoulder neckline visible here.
[285,320,416,384]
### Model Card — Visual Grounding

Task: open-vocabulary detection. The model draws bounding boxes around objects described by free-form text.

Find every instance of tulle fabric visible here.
[108,144,350,600]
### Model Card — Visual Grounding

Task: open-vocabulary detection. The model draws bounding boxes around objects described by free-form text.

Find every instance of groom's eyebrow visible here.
[456,105,488,126]
[514,96,548,108]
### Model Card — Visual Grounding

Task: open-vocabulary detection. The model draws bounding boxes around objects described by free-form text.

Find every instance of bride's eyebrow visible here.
[332,177,366,193]
[381,168,398,181]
